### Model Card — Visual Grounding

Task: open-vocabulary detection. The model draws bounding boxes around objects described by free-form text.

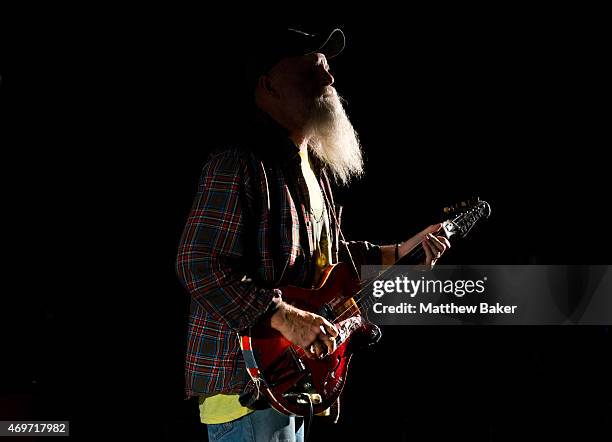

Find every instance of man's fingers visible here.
[320,320,338,338]
[422,238,431,261]
[422,238,435,267]
[422,223,442,237]
[426,234,446,257]
[414,224,443,249]
[319,335,336,354]
[280,308,340,358]
[301,317,338,358]
[405,224,444,253]
[318,320,339,357]
[305,345,316,360]
[311,340,328,359]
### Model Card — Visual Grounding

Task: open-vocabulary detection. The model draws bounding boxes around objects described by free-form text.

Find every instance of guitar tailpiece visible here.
[282,392,322,405]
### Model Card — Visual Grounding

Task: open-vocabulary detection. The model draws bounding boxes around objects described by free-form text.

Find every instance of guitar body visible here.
[239,262,381,416]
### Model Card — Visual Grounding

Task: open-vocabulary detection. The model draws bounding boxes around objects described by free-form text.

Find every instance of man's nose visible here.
[319,67,334,87]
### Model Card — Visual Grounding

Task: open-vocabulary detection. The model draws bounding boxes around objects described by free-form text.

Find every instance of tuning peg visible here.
[443,197,485,216]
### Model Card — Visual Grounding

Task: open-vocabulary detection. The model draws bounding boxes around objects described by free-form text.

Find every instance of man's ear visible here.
[259,74,280,99]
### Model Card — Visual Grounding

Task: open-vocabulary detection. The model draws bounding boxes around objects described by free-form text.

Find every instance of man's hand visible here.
[270,302,338,359]
[393,223,451,269]
[419,223,451,269]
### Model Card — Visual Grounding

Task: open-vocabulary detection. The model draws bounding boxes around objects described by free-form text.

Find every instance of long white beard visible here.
[304,88,364,186]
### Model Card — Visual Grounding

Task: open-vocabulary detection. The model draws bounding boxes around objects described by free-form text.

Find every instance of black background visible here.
[2,8,611,441]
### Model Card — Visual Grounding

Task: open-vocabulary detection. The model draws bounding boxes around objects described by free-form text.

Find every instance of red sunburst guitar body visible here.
[239,262,381,417]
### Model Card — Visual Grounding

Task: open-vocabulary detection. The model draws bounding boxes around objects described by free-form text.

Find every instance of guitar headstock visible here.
[439,197,491,239]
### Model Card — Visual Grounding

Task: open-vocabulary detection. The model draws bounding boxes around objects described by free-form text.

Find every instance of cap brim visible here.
[311,28,345,59]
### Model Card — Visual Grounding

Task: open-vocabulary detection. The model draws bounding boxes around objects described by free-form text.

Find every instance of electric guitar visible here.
[240,198,491,417]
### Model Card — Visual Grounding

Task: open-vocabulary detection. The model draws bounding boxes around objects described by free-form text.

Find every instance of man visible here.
[176,27,450,442]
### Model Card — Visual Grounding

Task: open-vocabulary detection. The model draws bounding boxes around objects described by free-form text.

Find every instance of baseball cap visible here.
[245,27,345,91]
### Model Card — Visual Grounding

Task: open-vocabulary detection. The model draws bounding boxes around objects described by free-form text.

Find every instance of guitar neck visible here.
[354,199,491,312]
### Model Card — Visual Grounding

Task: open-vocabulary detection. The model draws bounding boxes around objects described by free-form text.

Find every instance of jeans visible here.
[207,407,304,442]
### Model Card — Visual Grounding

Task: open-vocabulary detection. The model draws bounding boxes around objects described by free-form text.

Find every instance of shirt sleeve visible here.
[175,150,281,332]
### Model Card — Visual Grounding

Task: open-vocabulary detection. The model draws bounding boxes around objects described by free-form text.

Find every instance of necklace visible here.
[310,206,325,223]
[309,187,326,223]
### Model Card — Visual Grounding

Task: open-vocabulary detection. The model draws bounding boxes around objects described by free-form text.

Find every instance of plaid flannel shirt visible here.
[176,115,382,398]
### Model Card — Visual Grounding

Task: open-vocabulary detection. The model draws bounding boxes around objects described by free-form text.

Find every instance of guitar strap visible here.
[318,169,360,279]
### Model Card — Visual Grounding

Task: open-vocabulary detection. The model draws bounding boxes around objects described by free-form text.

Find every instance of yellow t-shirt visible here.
[299,148,332,284]
[199,148,332,424]
[198,394,254,424]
